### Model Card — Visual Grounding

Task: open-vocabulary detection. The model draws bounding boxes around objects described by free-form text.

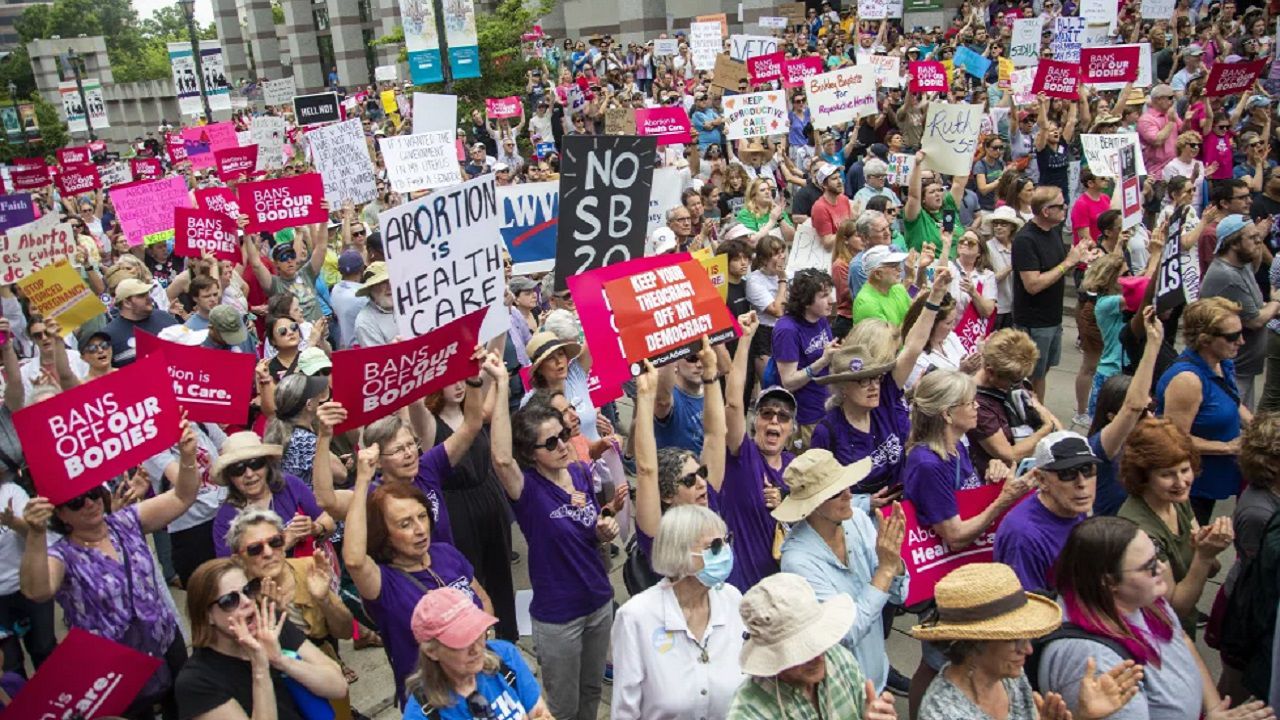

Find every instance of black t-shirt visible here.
[725,279,751,359]
[176,621,307,720]
[791,182,823,218]
[1250,194,1280,299]
[104,310,179,367]
[1011,221,1068,328]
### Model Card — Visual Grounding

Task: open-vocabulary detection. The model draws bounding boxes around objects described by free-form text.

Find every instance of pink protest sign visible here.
[1081,46,1141,84]
[10,166,50,190]
[182,122,239,169]
[3,628,163,720]
[215,144,259,182]
[635,107,693,146]
[53,164,100,196]
[130,157,164,181]
[783,56,824,88]
[111,175,193,246]
[238,173,328,233]
[1206,59,1267,97]
[485,96,523,119]
[173,207,241,263]
[135,331,257,425]
[909,61,949,93]
[1032,59,1081,100]
[748,52,785,84]
[57,145,90,166]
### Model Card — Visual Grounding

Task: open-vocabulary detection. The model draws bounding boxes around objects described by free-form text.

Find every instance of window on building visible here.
[312,5,329,31]
[358,0,373,24]
[317,34,334,75]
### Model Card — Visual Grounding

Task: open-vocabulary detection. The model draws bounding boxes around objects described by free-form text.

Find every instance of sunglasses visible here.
[537,427,573,452]
[1127,555,1163,577]
[1052,464,1098,483]
[990,145,1005,150]
[210,577,264,613]
[1188,143,1201,148]
[1214,329,1243,342]
[705,532,734,556]
[677,465,709,488]
[60,486,107,511]
[243,533,286,557]
[276,323,301,336]
[82,341,110,353]
[227,456,268,478]
[275,251,298,263]
[757,407,794,423]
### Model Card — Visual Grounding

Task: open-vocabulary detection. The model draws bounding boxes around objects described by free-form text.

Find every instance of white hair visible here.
[225,508,285,552]
[650,505,728,579]
[864,158,890,177]
[541,309,581,343]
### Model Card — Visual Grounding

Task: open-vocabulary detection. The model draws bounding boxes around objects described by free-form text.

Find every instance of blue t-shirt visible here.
[770,314,832,425]
[809,373,910,493]
[653,385,705,454]
[401,640,541,720]
[903,443,981,527]
[1095,294,1126,377]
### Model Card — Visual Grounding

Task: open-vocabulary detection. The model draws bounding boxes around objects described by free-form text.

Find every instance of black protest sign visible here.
[292,92,341,127]
[554,135,657,291]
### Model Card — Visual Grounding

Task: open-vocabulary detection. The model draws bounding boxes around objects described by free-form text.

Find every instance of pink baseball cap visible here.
[1118,275,1150,313]
[410,588,497,649]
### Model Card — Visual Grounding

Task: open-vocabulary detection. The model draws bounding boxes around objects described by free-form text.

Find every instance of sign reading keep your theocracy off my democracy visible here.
[603,259,737,370]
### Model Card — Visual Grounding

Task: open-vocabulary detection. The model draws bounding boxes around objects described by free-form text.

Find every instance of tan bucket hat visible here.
[739,573,855,676]
[772,451,873,523]
[356,261,390,297]
[910,563,1062,642]
[210,431,282,484]
[815,343,895,386]
[525,331,582,375]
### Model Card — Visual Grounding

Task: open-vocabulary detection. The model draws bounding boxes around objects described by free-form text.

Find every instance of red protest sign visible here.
[603,259,738,369]
[634,107,693,146]
[173,207,241,263]
[330,310,484,434]
[909,61,950,93]
[748,51,785,84]
[166,134,188,164]
[1032,59,1081,100]
[14,157,46,171]
[1081,46,1140,84]
[783,56,824,88]
[3,627,162,720]
[54,163,101,196]
[57,145,90,166]
[13,352,181,506]
[130,157,164,181]
[11,166,51,190]
[485,96,523,119]
[195,186,241,219]
[238,173,327,233]
[135,330,256,425]
[215,144,259,182]
[1206,59,1267,97]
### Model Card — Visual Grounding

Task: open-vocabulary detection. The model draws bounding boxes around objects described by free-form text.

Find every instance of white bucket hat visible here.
[739,573,855,676]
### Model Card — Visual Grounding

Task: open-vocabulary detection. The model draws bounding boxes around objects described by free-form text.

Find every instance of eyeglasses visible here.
[276,323,300,336]
[1214,329,1244,342]
[60,486,107,511]
[380,440,421,457]
[1052,464,1098,483]
[29,329,50,340]
[990,145,1005,150]
[226,456,268,478]
[537,427,573,452]
[1125,555,1163,577]
[243,533,286,557]
[677,465,709,488]
[1215,125,1230,130]
[886,208,899,216]
[210,578,264,612]
[757,407,794,423]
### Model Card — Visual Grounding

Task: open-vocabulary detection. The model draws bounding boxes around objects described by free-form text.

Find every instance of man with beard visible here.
[1200,214,1280,409]
[353,262,397,348]
[811,164,851,252]
[101,278,178,367]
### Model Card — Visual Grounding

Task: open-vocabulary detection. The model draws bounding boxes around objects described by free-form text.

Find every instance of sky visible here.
[130,0,216,27]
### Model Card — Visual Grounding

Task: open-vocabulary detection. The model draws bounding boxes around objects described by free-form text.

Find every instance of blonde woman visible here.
[736,178,795,245]
[1162,131,1213,208]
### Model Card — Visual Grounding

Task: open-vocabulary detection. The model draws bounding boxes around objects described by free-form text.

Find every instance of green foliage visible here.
[0,93,71,161]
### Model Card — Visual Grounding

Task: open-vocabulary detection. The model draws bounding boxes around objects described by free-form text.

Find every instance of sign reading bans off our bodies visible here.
[603,259,737,370]
[379,173,510,342]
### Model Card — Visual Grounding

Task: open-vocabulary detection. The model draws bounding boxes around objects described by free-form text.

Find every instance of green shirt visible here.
[727,645,868,720]
[736,207,794,232]
[1117,496,1196,638]
[852,283,912,326]
[269,264,323,323]
[903,193,958,257]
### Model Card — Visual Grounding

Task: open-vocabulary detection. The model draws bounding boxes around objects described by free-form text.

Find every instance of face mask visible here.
[696,543,734,589]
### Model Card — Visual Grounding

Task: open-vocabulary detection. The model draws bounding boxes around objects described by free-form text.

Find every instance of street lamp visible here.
[63,48,95,141]
[178,0,213,123]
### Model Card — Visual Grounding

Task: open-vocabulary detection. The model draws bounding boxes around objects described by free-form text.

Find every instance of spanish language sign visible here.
[603,259,737,370]
[0,212,75,283]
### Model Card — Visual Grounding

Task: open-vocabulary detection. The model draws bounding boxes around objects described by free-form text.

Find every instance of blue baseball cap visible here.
[1214,213,1251,253]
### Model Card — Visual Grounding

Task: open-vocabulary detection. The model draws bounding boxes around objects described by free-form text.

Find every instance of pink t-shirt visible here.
[1202,130,1235,180]
[1070,191,1112,247]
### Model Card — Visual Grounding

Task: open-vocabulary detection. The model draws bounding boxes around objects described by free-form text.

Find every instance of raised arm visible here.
[894,269,952,387]
[340,444,384,601]
[137,418,201,534]
[19,497,64,603]
[442,348,489,465]
[243,233,275,294]
[1,318,22,413]
[904,149,925,222]
[487,353,525,500]
[632,364,662,539]
[310,402,354,520]
[1099,308,1164,458]
[697,338,726,493]
[725,312,759,457]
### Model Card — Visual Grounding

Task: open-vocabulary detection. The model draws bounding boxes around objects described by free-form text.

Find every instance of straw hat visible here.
[210,431,283,484]
[815,343,894,386]
[525,331,582,375]
[739,573,855,676]
[983,205,1025,232]
[910,563,1062,641]
[356,261,390,297]
[740,140,770,164]
[772,451,873,523]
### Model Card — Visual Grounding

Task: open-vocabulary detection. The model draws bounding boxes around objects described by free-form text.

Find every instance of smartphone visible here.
[942,210,956,233]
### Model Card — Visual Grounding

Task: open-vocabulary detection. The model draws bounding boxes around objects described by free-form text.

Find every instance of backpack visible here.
[1025,621,1134,693]
[1219,507,1280,699]
[622,533,662,596]
[411,659,518,720]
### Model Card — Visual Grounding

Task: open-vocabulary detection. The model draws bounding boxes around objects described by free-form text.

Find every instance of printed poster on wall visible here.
[724,90,788,140]
[58,78,108,134]
[498,181,558,274]
[443,0,481,80]
[401,0,444,85]
[167,41,232,116]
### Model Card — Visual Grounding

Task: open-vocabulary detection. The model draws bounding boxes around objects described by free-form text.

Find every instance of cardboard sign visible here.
[784,56,825,89]
[724,90,788,140]
[111,176,193,247]
[1033,59,1082,100]
[293,91,341,126]
[262,76,297,106]
[173,207,240,263]
[1010,18,1042,67]
[0,213,76,283]
[215,145,259,182]
[604,107,636,135]
[57,146,90,166]
[485,96,522,119]
[696,13,729,36]
[330,310,484,434]
[690,21,723,71]
[3,628,162,720]
[729,35,779,62]
[55,164,100,197]
[380,130,462,193]
[130,157,163,181]
[379,174,509,341]
[553,135,657,291]
[778,2,807,25]
[909,61,949,93]
[1081,46,1140,84]
[195,186,241,220]
[1052,17,1084,62]
[13,352,179,505]
[922,102,982,176]
[0,192,35,233]
[134,331,256,425]
[712,55,751,92]
[307,118,377,207]
[635,107,693,146]
[604,260,737,370]
[499,181,558,274]
[238,173,327,233]
[805,67,877,129]
[748,52,785,84]
[1206,59,1267,97]
[15,260,107,334]
[1080,133,1147,177]
[11,166,51,190]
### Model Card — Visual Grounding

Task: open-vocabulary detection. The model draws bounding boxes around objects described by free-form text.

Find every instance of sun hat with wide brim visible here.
[740,140,770,163]
[739,573,855,676]
[773,452,873,523]
[910,563,1063,642]
[210,431,283,484]
[525,331,582,375]
[816,343,895,386]
[355,261,390,297]
[983,205,1025,232]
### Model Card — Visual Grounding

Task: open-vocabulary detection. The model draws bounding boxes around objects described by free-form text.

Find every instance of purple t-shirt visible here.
[363,542,477,704]
[511,462,613,623]
[993,493,1083,593]
[770,314,832,425]
[716,434,793,592]
[371,443,454,545]
[809,374,910,492]
[902,443,981,527]
[212,473,325,556]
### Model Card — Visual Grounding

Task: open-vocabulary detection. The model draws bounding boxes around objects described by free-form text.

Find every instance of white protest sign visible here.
[1092,43,1152,89]
[805,67,878,129]
[887,0,904,17]
[1081,133,1147,177]
[1010,67,1038,105]
[691,22,722,71]
[921,102,982,176]
[1082,23,1113,47]
[375,65,398,82]
[1010,18,1042,67]
[654,39,679,56]
[859,54,902,88]
[308,119,377,207]
[250,115,287,171]
[730,35,779,62]
[262,77,296,106]
[724,90,788,139]
[887,153,915,185]
[1141,0,1175,17]
[647,167,684,235]
[858,0,889,20]
[1052,17,1084,62]
[785,221,832,278]
[412,93,459,134]
[1080,0,1116,26]
[379,174,509,342]
[759,16,788,29]
[380,131,463,192]
[0,213,76,283]
[99,163,132,189]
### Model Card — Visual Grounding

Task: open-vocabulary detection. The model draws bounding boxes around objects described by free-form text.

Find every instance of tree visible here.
[0,92,71,162]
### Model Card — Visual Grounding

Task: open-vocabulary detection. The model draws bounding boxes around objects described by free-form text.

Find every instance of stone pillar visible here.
[327,0,371,88]
[376,0,402,69]
[241,0,283,80]
[280,0,325,93]
[210,0,250,84]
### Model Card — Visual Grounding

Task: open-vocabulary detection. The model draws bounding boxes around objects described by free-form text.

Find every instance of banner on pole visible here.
[402,0,444,84]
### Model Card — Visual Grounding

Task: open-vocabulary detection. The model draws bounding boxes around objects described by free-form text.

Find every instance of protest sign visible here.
[130,157,163,181]
[647,167,684,235]
[1033,59,1081,100]
[293,91,341,127]
[99,163,132,189]
[57,146,90,166]
[690,21,722,71]
[173,207,240,263]
[250,115,287,171]
[54,164,100,197]
[759,16,788,29]
[381,89,399,115]
[485,96,522,119]
[0,213,75,283]
[1052,17,1084,62]
[1141,0,1175,17]
[1118,144,1143,230]
[375,64,398,82]
[1081,46,1141,84]
[1009,67,1038,105]
[692,248,730,301]
[330,310,483,434]
[214,145,258,182]
[603,260,737,369]
[786,221,833,279]
[909,61,949,93]
[1093,43,1152,90]
[729,35,779,62]
[1081,0,1116,25]
[1207,59,1267,96]
[499,181,558,274]
[696,13,729,35]
[181,122,239,170]
[166,135,188,164]
[239,173,327,234]
[724,90,788,139]
[1080,133,1147,177]
[380,174,509,341]
[634,107,693,145]
[307,118,378,207]
[711,55,750,92]
[783,56,825,88]
[778,2,807,24]
[748,52,785,84]
[952,46,992,79]
[11,166,50,190]
[380,131,462,193]
[604,107,636,135]
[15,260,106,333]
[1010,18,1041,67]
[887,482,1015,605]
[653,39,679,56]
[13,157,45,170]
[922,102,981,176]
[861,54,902,88]
[887,153,915,185]
[262,77,297,106]
[13,351,179,505]
[554,134,656,290]
[1082,23,1113,47]
[805,68,878,129]
[134,331,256,425]
[0,192,33,232]
[111,176,192,247]
[195,186,241,220]
[858,0,889,19]
[3,628,162,720]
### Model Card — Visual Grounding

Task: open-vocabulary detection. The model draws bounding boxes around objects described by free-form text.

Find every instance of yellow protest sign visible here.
[381,90,399,114]
[998,57,1013,84]
[16,260,107,333]
[693,248,730,302]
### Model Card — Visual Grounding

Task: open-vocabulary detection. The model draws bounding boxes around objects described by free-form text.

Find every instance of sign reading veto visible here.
[602,259,737,370]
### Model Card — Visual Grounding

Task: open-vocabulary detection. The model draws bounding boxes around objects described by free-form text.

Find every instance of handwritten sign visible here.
[805,67,878,129]
[759,16,788,29]
[1010,18,1042,67]
[1052,17,1084,62]
[1081,46,1140,84]
[858,0,889,19]
[1080,0,1116,25]
[784,56,825,88]
[888,153,916,185]
[174,207,240,263]
[250,115,287,171]
[748,52,785,84]
[0,213,75,283]
[111,175,193,246]
[861,54,902,88]
[690,22,722,71]
[307,118,377,207]
[1141,0,1175,17]
[724,90,788,139]
[909,61,949,93]
[16,260,107,333]
[603,262,737,370]
[922,102,981,176]
[262,77,297,106]
[1080,133,1147,177]
[1206,59,1267,97]
[380,130,462,193]
[238,173,327,234]
[653,39,679,56]
[729,35,779,62]
[134,331,257,425]
[1033,59,1082,100]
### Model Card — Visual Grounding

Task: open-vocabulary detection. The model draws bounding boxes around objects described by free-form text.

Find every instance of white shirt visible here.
[948,262,997,318]
[19,349,90,396]
[330,280,367,350]
[142,423,228,532]
[986,238,1014,314]
[907,333,969,390]
[611,578,746,720]
[0,483,31,594]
